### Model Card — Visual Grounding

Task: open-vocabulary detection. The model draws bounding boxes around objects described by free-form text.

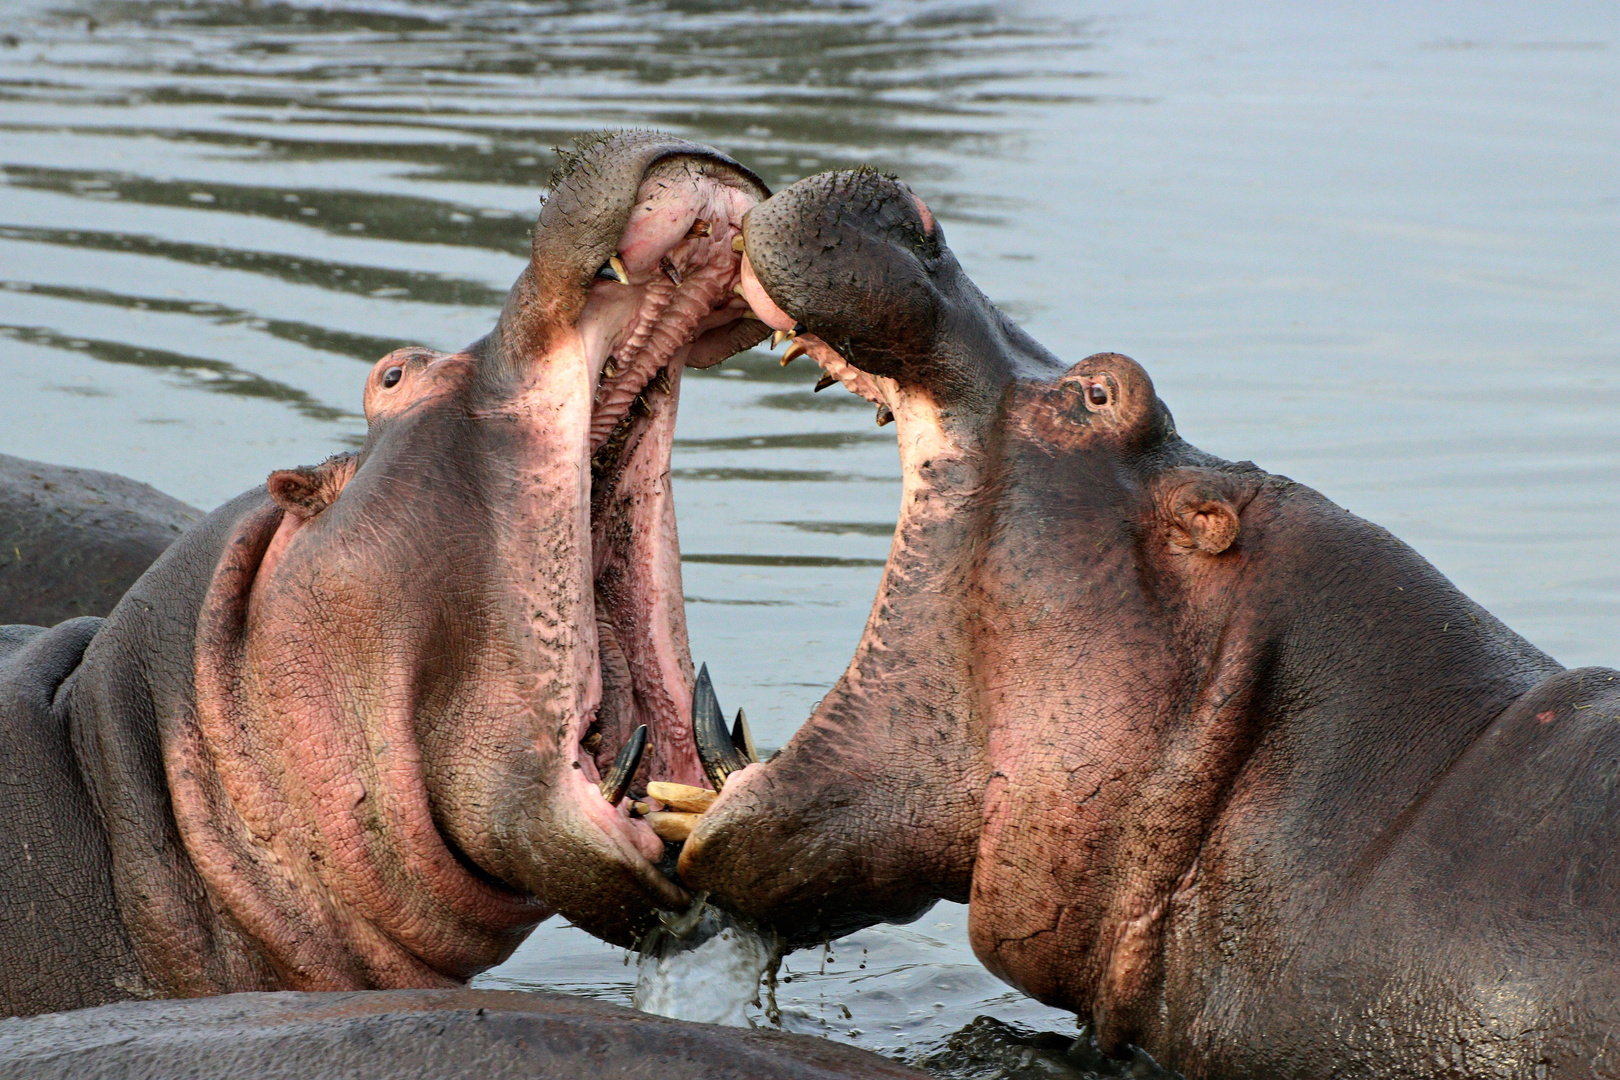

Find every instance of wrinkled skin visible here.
[0,131,769,1017]
[681,170,1620,1080]
[0,989,927,1080]
[0,454,200,625]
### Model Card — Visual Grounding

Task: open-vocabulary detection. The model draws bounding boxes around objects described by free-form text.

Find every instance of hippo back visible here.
[0,989,930,1080]
[0,454,201,627]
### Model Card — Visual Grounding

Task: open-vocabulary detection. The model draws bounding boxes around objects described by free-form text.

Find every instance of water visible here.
[632,901,777,1028]
[0,0,1613,1074]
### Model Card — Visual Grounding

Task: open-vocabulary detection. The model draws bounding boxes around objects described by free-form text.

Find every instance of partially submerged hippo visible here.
[0,989,926,1080]
[680,170,1620,1079]
[0,454,200,625]
[0,131,770,1017]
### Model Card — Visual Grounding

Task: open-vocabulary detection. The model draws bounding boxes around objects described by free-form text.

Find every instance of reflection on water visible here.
[0,0,1613,1074]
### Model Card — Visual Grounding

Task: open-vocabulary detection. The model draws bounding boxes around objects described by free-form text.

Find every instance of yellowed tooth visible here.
[630,800,654,817]
[770,328,797,349]
[780,340,809,367]
[876,404,895,427]
[645,811,702,843]
[689,219,712,237]
[646,781,718,813]
[608,254,630,285]
[734,283,746,296]
[731,235,746,253]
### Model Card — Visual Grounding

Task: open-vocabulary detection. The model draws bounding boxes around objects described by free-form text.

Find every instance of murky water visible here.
[0,0,1613,1073]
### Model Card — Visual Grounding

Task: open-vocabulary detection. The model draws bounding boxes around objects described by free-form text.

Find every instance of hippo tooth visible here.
[603,355,619,379]
[780,341,808,367]
[731,707,758,763]
[733,283,746,297]
[646,781,717,813]
[688,219,712,237]
[876,405,895,427]
[693,663,749,791]
[645,811,702,843]
[660,257,682,286]
[595,254,631,286]
[598,724,648,806]
[814,373,837,393]
[731,235,746,252]
[651,368,673,396]
[770,328,796,349]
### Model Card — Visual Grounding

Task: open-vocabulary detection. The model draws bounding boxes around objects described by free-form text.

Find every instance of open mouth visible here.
[562,157,765,879]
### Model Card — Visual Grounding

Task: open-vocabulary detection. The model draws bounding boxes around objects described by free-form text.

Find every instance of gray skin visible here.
[0,132,770,1018]
[0,989,929,1080]
[680,169,1620,1080]
[0,454,200,625]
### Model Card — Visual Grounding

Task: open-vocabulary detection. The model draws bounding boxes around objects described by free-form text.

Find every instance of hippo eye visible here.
[1087,383,1109,406]
[381,366,403,389]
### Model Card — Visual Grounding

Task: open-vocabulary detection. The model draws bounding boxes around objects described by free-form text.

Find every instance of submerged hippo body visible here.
[680,171,1620,1079]
[0,989,926,1080]
[0,131,772,1017]
[0,454,200,625]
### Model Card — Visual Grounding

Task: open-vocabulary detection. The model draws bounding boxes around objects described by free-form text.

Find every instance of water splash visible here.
[632,894,782,1028]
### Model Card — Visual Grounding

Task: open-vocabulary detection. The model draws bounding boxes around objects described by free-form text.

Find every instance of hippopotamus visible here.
[0,989,926,1079]
[0,131,771,1018]
[0,454,200,625]
[678,169,1620,1079]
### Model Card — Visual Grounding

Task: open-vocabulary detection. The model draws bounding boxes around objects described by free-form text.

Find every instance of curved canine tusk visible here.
[731,707,758,763]
[693,663,749,791]
[598,724,648,805]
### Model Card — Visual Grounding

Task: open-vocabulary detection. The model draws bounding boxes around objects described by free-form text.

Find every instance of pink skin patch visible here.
[911,192,936,235]
[1538,710,1556,724]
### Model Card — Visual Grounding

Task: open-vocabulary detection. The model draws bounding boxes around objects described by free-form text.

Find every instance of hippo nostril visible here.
[382,366,404,389]
[1088,383,1109,406]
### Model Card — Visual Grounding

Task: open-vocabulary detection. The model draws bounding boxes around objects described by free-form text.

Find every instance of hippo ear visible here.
[266,454,358,521]
[1157,468,1258,555]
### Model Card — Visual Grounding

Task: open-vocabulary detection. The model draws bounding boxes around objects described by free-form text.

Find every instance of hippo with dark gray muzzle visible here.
[678,169,1620,1080]
[0,131,773,1017]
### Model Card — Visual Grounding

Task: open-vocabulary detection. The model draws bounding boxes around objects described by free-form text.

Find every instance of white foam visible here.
[633,906,777,1027]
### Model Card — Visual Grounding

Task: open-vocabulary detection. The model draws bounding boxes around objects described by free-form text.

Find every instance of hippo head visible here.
[681,170,1262,1030]
[169,132,769,984]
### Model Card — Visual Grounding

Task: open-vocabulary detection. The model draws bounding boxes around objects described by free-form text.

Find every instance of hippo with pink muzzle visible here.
[0,132,773,1017]
[678,170,1620,1079]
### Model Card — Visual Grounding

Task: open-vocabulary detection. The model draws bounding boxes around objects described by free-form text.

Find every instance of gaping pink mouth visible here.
[563,160,762,874]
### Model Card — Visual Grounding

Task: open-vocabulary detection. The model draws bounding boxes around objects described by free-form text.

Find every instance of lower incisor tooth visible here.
[645,811,702,843]
[646,781,717,813]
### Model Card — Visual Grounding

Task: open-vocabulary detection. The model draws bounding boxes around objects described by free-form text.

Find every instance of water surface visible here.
[0,0,1613,1073]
